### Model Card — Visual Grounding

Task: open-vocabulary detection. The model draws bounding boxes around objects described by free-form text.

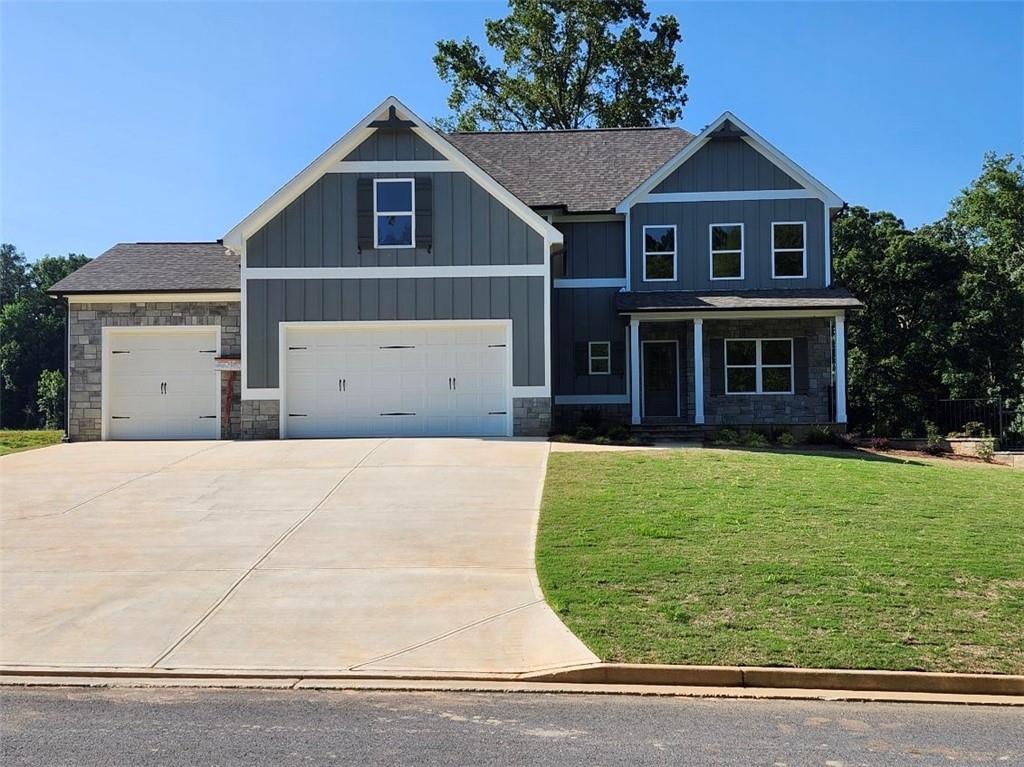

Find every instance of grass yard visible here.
[537,448,1024,674]
[0,430,63,456]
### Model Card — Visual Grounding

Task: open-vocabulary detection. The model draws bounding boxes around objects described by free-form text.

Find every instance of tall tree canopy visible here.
[434,0,687,131]
[0,247,90,428]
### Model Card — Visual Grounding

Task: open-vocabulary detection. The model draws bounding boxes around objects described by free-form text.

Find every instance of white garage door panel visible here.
[107,330,219,440]
[285,323,511,438]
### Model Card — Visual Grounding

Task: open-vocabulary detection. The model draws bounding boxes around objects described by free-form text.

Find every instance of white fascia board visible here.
[615,111,844,213]
[224,95,562,252]
[66,292,240,304]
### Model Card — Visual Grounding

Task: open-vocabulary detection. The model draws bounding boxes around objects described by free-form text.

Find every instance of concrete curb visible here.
[522,663,1024,696]
[3,663,1022,699]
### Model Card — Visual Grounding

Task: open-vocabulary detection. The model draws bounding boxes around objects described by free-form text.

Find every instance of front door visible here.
[642,340,679,418]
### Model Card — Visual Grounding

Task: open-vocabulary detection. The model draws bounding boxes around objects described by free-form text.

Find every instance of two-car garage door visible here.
[284,322,511,438]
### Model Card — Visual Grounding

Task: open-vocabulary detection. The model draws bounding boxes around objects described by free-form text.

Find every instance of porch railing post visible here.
[693,318,705,425]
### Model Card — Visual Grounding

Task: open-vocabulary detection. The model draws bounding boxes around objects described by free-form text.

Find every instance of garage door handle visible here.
[452,377,456,390]
[160,382,167,395]
[448,377,452,390]
[339,378,346,392]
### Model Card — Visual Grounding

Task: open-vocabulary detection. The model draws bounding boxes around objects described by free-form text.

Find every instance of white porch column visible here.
[693,318,705,425]
[835,312,847,423]
[629,317,641,425]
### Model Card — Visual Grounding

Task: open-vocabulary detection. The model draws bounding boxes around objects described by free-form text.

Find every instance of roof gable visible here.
[616,112,843,212]
[223,97,561,251]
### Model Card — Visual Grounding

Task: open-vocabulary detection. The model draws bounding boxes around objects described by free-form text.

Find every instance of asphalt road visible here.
[2,687,1021,766]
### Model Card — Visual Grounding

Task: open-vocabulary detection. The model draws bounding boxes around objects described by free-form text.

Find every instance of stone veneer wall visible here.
[240,400,280,440]
[702,316,833,426]
[512,397,552,436]
[67,301,241,441]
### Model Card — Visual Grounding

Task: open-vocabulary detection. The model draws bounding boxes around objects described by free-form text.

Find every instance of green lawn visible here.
[537,448,1024,674]
[0,430,63,456]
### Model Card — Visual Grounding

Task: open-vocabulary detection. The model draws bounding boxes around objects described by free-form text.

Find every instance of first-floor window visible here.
[588,341,611,375]
[710,223,744,279]
[725,338,793,394]
[374,178,415,248]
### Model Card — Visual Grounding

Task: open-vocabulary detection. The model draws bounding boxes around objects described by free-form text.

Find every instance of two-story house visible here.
[50,96,860,441]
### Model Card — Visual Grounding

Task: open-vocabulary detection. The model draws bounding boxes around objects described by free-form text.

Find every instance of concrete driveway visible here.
[0,438,596,675]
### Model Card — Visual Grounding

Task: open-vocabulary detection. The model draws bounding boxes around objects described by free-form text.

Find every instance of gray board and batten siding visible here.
[341,128,444,162]
[246,277,546,390]
[630,197,826,291]
[555,220,625,279]
[652,137,802,194]
[552,287,628,398]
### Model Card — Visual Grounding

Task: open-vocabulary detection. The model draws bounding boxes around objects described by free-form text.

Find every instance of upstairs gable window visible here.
[772,222,806,278]
[374,178,415,248]
[710,223,744,280]
[643,225,676,281]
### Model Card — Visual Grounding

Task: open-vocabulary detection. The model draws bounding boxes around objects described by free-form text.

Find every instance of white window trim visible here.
[725,337,794,395]
[372,177,416,249]
[642,224,677,282]
[588,341,612,375]
[771,221,807,279]
[709,223,745,281]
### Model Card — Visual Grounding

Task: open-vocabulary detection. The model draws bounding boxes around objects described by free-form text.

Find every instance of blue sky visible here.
[2,1,1021,260]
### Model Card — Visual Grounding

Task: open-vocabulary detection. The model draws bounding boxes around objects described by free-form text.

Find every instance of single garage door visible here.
[284,322,511,438]
[105,328,220,440]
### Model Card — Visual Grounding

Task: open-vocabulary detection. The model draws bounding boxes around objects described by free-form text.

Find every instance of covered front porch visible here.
[619,289,861,432]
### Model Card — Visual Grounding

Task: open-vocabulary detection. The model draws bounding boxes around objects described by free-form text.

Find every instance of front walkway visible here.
[0,438,596,674]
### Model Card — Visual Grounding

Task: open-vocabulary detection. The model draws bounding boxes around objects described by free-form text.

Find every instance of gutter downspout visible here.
[63,296,71,442]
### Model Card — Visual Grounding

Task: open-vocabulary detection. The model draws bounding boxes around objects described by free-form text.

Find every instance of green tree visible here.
[434,0,687,131]
[36,369,65,430]
[832,208,964,436]
[942,154,1024,437]
[1,243,28,308]
[0,248,89,428]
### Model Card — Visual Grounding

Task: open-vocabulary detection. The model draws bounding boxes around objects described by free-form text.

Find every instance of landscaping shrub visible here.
[870,436,891,451]
[900,429,915,440]
[35,369,64,430]
[606,425,628,442]
[714,428,740,445]
[776,431,795,447]
[742,431,770,448]
[951,421,989,438]
[924,420,946,455]
[976,439,996,462]
[593,435,611,445]
[804,424,834,445]
[575,423,596,442]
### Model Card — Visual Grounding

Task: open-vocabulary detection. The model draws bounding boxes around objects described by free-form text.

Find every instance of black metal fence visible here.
[929,398,1006,439]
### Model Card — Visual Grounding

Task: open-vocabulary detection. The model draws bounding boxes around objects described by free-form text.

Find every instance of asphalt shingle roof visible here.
[48,242,240,294]
[615,288,863,313]
[447,127,694,213]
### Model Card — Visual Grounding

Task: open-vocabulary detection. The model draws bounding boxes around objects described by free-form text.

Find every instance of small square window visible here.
[772,222,806,278]
[374,179,415,248]
[588,341,611,375]
[710,224,743,279]
[643,225,676,281]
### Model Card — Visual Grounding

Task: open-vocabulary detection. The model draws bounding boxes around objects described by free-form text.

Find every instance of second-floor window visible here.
[772,222,806,278]
[374,178,415,248]
[643,225,676,281]
[710,224,744,280]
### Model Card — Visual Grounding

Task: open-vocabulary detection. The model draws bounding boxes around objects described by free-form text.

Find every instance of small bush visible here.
[804,424,834,445]
[900,429,915,440]
[555,433,574,443]
[961,421,989,438]
[742,431,770,448]
[606,424,629,442]
[714,428,740,445]
[776,432,795,447]
[593,435,611,445]
[923,420,946,455]
[870,436,892,451]
[575,423,596,442]
[975,439,996,462]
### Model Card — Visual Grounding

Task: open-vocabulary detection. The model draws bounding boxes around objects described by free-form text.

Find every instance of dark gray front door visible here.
[642,341,678,417]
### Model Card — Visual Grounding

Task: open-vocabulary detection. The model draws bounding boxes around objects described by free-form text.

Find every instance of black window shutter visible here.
[793,337,810,394]
[574,342,589,376]
[415,176,433,251]
[610,341,625,375]
[356,178,373,252]
[708,338,725,395]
